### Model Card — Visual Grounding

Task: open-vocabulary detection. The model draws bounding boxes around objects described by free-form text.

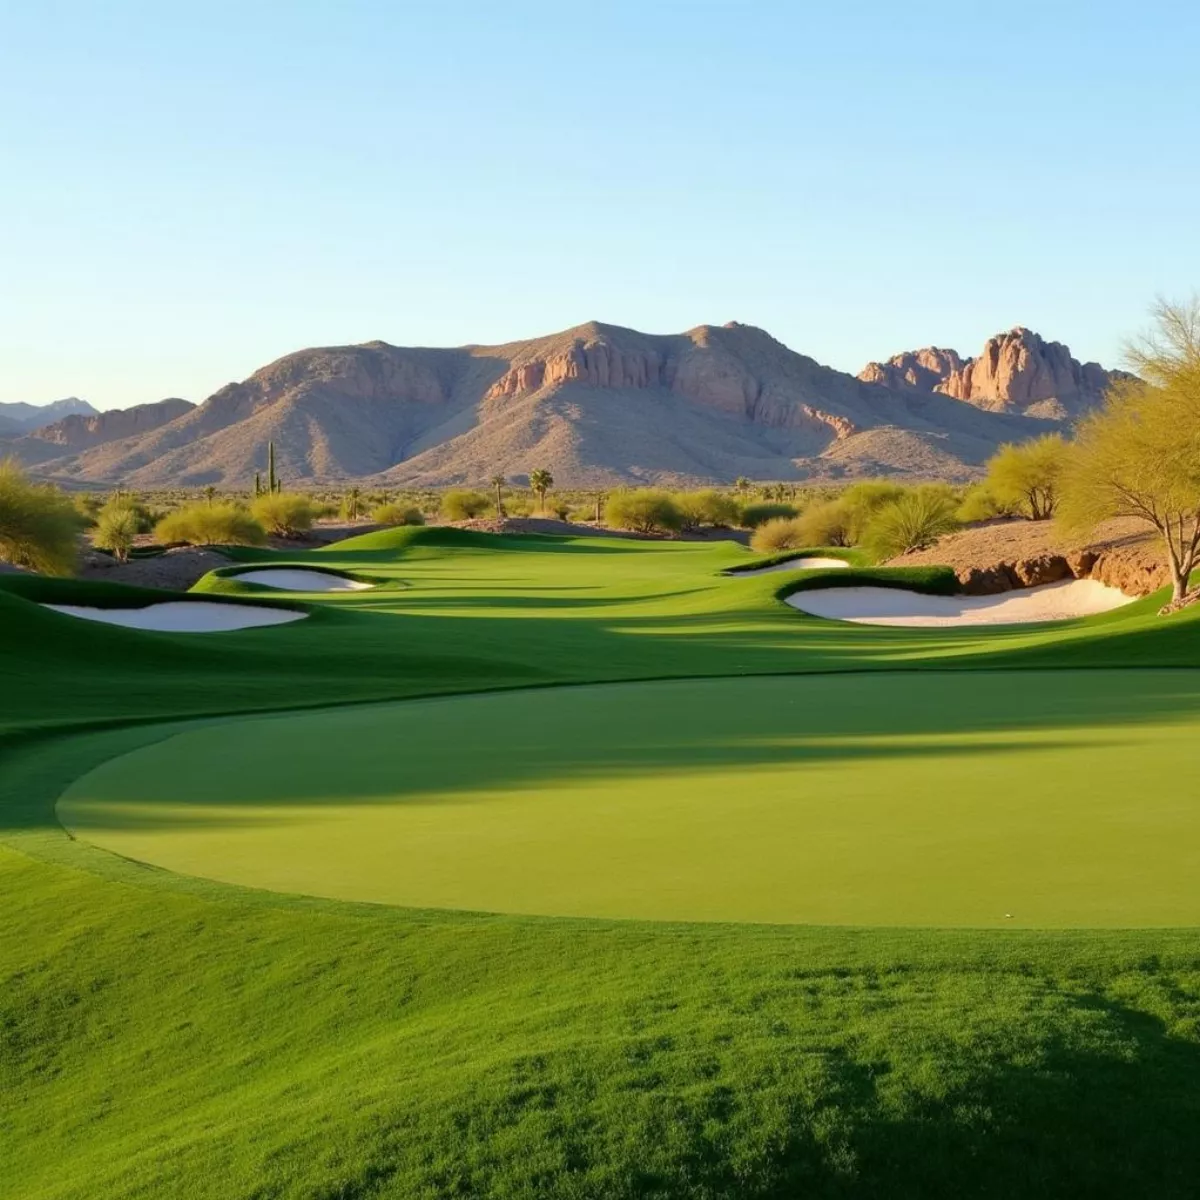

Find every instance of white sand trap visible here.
[43,602,308,632]
[734,557,850,576]
[232,568,373,592]
[786,578,1135,626]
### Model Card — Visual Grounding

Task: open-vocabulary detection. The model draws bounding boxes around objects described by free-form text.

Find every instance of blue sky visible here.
[2,0,1197,411]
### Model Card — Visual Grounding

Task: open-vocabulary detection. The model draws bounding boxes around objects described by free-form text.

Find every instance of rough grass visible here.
[3,529,1200,1197]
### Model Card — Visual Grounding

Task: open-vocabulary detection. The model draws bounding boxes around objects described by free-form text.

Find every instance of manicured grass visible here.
[58,671,1200,926]
[3,528,1200,1198]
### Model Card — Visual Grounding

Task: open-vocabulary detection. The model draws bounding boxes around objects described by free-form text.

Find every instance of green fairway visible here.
[4,528,1200,1198]
[59,671,1200,926]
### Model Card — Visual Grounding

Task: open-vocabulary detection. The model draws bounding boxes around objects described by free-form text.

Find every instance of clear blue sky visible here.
[2,0,1197,411]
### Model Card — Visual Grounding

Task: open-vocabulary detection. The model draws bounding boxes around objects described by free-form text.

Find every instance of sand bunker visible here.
[232,568,373,592]
[786,579,1135,626]
[43,602,308,633]
[732,557,850,576]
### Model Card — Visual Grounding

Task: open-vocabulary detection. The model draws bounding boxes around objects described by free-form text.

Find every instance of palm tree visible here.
[345,486,362,521]
[529,468,554,513]
[490,473,506,518]
[203,485,217,506]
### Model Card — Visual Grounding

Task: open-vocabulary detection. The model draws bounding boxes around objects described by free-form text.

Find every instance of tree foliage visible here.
[673,490,740,530]
[738,502,798,529]
[442,490,490,521]
[604,490,683,534]
[1059,298,1200,604]
[984,434,1068,520]
[250,492,317,537]
[0,459,82,575]
[372,502,425,527]
[529,469,554,512]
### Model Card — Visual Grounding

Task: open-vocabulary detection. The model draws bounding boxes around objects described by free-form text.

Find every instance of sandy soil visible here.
[42,602,308,632]
[232,569,373,592]
[888,517,1168,596]
[731,557,849,577]
[786,579,1134,626]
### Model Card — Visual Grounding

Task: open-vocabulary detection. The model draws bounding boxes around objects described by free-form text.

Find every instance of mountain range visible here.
[0,397,97,438]
[0,324,1126,488]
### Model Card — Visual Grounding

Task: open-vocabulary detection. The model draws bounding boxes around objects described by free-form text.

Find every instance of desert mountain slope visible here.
[0,397,98,435]
[32,322,1103,488]
[4,398,195,468]
[860,328,1129,420]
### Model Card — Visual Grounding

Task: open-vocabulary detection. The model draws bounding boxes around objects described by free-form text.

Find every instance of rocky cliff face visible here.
[30,397,194,448]
[860,328,1126,419]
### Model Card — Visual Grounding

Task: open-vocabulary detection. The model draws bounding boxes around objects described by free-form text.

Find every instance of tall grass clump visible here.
[155,502,267,547]
[441,490,490,520]
[604,490,683,534]
[738,501,798,529]
[373,502,425,527]
[92,506,140,561]
[250,492,317,537]
[749,516,810,553]
[862,485,960,560]
[0,459,83,574]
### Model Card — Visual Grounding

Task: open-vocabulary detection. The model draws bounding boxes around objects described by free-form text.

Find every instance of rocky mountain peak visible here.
[859,327,1125,420]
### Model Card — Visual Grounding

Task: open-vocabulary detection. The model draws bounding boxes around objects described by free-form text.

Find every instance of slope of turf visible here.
[57,671,1200,926]
[3,528,1200,1198]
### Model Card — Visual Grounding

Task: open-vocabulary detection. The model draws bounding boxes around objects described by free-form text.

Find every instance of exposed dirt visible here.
[889,517,1170,597]
[77,547,234,591]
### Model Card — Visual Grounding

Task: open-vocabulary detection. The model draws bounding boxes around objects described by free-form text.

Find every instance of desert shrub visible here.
[548,500,571,521]
[792,498,853,546]
[250,492,317,537]
[984,433,1068,520]
[92,506,140,562]
[372,502,425,527]
[97,493,156,534]
[738,501,798,529]
[0,459,83,575]
[155,502,266,547]
[604,490,683,534]
[956,482,1019,523]
[73,494,103,525]
[504,495,534,518]
[674,490,741,530]
[749,516,810,553]
[441,490,490,520]
[839,481,908,543]
[862,485,960,560]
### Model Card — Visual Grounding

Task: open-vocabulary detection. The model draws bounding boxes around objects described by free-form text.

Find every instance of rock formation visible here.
[860,328,1128,420]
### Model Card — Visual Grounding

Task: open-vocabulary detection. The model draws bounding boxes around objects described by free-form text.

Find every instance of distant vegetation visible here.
[373,502,425,527]
[442,490,491,521]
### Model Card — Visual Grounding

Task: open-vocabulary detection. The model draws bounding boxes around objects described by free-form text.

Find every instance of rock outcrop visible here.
[861,328,1128,420]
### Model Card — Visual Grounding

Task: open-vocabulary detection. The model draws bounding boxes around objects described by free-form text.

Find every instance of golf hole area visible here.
[57,670,1200,927]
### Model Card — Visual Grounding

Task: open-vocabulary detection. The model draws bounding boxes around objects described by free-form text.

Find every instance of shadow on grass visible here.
[45,671,1200,830]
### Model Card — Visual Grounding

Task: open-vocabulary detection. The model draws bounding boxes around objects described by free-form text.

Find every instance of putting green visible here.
[58,670,1200,927]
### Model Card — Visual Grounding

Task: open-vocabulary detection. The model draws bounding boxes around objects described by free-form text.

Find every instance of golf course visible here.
[4,527,1200,1197]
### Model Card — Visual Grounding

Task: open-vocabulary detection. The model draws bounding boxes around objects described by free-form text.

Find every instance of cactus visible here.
[267,441,278,494]
[254,471,262,497]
